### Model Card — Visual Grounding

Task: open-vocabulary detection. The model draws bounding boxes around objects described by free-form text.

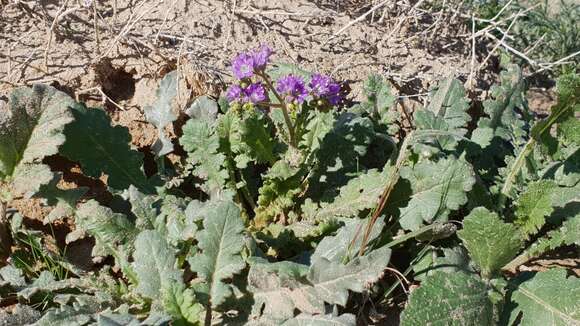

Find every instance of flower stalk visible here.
[257,71,297,147]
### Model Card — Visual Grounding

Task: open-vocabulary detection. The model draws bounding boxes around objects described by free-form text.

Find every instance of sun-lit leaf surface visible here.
[0,85,74,197]
[508,268,580,326]
[144,71,178,156]
[458,207,523,278]
[399,157,475,231]
[400,272,493,326]
[188,200,246,308]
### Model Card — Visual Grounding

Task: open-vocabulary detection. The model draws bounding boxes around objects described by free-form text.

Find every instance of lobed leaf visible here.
[0,85,75,197]
[61,104,153,193]
[508,268,580,326]
[399,157,475,231]
[188,200,246,308]
[400,272,494,326]
[458,207,523,278]
[144,71,178,156]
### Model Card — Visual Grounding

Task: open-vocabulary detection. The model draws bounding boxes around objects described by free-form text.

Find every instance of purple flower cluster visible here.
[308,73,341,105]
[226,83,267,104]
[231,45,273,79]
[276,75,308,104]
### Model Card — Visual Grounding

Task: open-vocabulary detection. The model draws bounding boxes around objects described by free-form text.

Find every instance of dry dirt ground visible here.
[0,0,489,217]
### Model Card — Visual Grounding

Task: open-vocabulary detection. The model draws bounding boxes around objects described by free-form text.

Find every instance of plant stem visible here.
[257,72,297,147]
[0,200,11,265]
[498,136,536,209]
[204,308,212,326]
[357,131,414,256]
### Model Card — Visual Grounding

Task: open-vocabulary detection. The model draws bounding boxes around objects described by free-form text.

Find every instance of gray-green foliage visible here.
[414,77,471,154]
[248,246,391,322]
[2,60,579,326]
[61,104,153,193]
[0,85,74,198]
[144,71,178,156]
[188,200,246,309]
[398,157,475,231]
[508,268,580,325]
[400,272,494,326]
[458,207,523,279]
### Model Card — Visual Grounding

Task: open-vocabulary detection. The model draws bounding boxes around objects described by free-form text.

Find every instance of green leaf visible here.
[508,268,580,326]
[144,71,178,156]
[399,157,475,231]
[186,95,218,121]
[504,214,580,272]
[413,246,475,281]
[514,180,558,236]
[414,78,470,153]
[248,246,391,318]
[132,230,183,299]
[307,168,389,222]
[188,200,246,308]
[471,64,528,148]
[61,105,153,193]
[0,304,41,325]
[282,313,356,326]
[236,111,276,166]
[0,84,75,197]
[39,175,87,224]
[458,207,523,278]
[300,111,335,153]
[162,283,204,326]
[180,118,229,196]
[154,195,196,246]
[306,114,376,200]
[311,217,385,264]
[400,272,493,326]
[75,200,137,258]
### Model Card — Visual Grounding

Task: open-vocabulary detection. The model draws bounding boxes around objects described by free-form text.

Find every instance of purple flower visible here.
[231,53,255,79]
[226,85,243,102]
[276,75,308,104]
[226,83,267,104]
[309,73,342,105]
[231,44,273,79]
[244,83,267,103]
[252,44,273,71]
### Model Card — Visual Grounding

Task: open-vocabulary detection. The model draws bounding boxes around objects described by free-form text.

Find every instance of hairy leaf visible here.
[162,283,204,326]
[458,207,523,278]
[509,268,580,326]
[61,105,153,193]
[133,230,183,299]
[471,64,528,148]
[248,246,391,318]
[515,180,558,236]
[307,168,389,222]
[505,214,579,272]
[0,85,74,197]
[186,95,218,121]
[188,200,246,308]
[144,71,178,156]
[180,118,229,196]
[235,111,276,166]
[75,200,137,258]
[282,313,356,326]
[400,272,493,326]
[311,217,385,264]
[414,78,470,153]
[399,157,475,231]
[300,111,335,153]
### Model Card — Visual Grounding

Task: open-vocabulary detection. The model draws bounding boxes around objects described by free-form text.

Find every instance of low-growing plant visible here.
[0,45,578,325]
